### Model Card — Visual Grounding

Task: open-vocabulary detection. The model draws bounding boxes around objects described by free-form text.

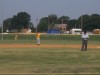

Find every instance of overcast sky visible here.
[0,0,100,25]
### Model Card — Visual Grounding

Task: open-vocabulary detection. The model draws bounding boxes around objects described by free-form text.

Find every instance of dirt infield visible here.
[0,44,100,49]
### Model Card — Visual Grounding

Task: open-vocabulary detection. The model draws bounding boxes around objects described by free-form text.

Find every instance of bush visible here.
[0,34,100,41]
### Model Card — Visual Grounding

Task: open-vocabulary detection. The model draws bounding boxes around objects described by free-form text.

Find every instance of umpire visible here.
[81,31,89,51]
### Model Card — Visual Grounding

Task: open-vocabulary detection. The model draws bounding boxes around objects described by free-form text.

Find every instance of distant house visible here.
[54,24,67,33]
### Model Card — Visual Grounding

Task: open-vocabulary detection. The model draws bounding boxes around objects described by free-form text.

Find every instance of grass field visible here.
[0,40,100,45]
[0,40,100,75]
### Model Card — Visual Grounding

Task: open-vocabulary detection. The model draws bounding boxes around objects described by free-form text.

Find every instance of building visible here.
[70,28,82,34]
[21,29,32,33]
[54,24,67,33]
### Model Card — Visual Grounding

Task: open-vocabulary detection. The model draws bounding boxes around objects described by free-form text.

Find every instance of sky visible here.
[0,0,100,26]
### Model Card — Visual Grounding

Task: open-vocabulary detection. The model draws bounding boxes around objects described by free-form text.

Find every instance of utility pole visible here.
[62,18,63,24]
[36,18,38,33]
[48,16,50,31]
[1,0,4,40]
[81,16,83,30]
[29,21,30,29]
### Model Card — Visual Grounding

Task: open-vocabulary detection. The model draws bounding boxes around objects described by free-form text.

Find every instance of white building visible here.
[70,28,82,34]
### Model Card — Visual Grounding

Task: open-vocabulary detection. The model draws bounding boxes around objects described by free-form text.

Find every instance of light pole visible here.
[62,18,64,24]
[1,0,4,40]
[47,16,50,31]
[81,16,83,30]
[36,18,38,33]
[29,21,31,29]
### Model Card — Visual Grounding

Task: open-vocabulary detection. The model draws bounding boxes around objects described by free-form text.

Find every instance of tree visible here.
[48,14,58,28]
[82,14,100,31]
[58,16,70,24]
[58,16,70,30]
[37,17,48,32]
[3,18,12,32]
[3,12,31,32]
[81,14,91,31]
[0,26,2,33]
[48,14,58,24]
[68,19,77,30]
[11,15,19,30]
[37,14,58,32]
[16,12,31,29]
[2,13,100,33]
[77,14,91,31]
[90,14,100,29]
[29,22,35,32]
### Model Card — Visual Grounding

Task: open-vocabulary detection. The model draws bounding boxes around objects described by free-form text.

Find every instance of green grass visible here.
[0,40,100,45]
[0,40,100,74]
[0,48,100,74]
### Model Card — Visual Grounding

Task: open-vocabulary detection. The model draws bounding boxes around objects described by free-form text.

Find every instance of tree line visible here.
[0,12,35,33]
[38,14,100,32]
[0,12,100,33]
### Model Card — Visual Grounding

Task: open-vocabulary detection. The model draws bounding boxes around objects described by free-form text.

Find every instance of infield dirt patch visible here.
[0,44,99,49]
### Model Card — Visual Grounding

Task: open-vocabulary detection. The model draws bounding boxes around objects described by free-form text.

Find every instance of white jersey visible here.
[81,33,89,40]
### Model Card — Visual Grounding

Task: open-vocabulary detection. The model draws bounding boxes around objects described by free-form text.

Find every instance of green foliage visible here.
[77,14,100,31]
[3,12,31,32]
[0,34,100,41]
[2,13,100,33]
[38,13,100,32]
[41,34,81,40]
[58,16,70,24]
[38,17,48,32]
[16,12,31,29]
[48,14,58,25]
[0,27,2,33]
[68,19,77,30]
[38,14,58,32]
[3,18,12,32]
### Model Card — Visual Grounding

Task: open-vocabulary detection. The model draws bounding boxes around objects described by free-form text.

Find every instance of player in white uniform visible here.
[81,31,89,51]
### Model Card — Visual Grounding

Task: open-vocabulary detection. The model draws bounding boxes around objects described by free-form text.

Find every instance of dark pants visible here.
[81,39,88,51]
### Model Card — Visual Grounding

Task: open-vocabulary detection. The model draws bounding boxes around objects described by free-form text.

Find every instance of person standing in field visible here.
[15,35,18,40]
[36,33,40,45]
[81,31,89,51]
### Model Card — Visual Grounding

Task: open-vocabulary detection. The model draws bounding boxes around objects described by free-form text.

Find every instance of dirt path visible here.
[0,44,100,49]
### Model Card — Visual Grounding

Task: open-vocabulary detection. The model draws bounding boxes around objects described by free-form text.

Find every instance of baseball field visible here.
[0,34,100,75]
